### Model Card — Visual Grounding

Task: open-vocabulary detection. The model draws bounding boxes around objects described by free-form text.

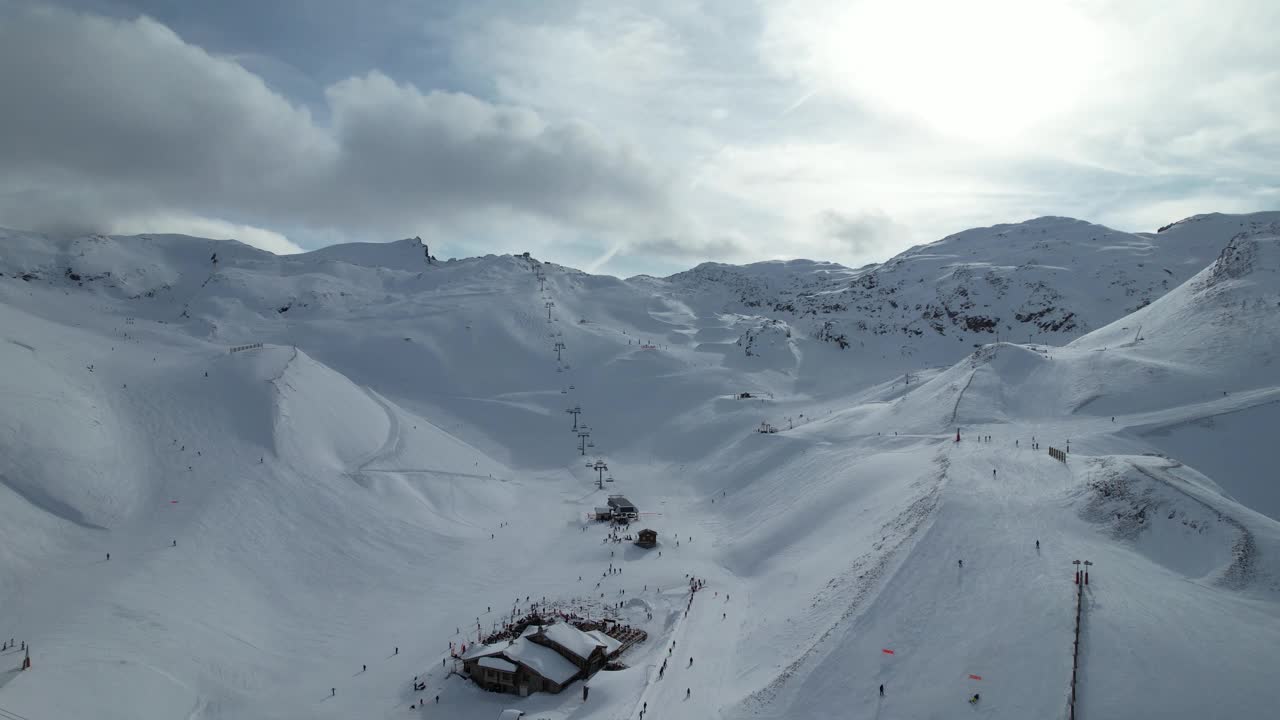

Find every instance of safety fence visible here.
[1069,563,1091,719]
[1049,446,1067,463]
[229,342,263,354]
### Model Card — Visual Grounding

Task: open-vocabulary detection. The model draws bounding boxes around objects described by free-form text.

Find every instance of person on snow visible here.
[1036,540,1040,550]
[958,559,963,568]
[880,684,885,697]
[970,693,980,704]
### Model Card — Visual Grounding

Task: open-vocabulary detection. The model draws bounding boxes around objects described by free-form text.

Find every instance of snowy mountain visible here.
[1,213,1278,720]
[655,213,1280,387]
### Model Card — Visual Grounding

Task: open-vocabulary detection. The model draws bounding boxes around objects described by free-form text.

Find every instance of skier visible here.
[363,665,366,672]
[880,684,885,697]
[583,685,589,701]
[395,647,398,655]
[1036,540,1040,550]
[689,657,693,667]
[172,540,177,547]
[970,693,981,704]
[106,553,110,560]
[331,688,335,697]
[958,559,963,568]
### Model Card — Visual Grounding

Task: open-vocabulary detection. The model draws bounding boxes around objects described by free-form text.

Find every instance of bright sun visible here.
[797,0,1103,143]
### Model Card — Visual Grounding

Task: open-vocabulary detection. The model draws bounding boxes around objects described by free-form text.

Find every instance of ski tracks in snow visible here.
[739,450,951,714]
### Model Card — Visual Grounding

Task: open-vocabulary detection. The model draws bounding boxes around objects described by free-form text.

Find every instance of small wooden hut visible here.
[634,529,657,548]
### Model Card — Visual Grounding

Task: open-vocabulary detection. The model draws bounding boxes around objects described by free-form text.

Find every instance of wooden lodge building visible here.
[461,622,625,696]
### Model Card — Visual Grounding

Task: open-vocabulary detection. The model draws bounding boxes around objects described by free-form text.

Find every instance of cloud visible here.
[2,1,1276,278]
[819,210,906,255]
[628,232,750,260]
[0,5,669,246]
[322,72,668,230]
[109,213,304,254]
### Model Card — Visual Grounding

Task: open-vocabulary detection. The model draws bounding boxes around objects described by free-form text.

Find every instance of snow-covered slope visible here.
[1,212,1278,720]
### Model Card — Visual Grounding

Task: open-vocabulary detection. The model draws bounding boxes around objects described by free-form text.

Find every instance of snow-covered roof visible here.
[538,622,605,661]
[585,630,622,656]
[504,637,580,685]
[461,642,503,661]
[478,656,517,673]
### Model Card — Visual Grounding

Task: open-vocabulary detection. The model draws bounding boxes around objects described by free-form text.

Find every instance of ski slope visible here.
[1,214,1278,719]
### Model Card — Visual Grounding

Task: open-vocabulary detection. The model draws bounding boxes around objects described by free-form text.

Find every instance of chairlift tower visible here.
[554,341,566,362]
[545,301,555,322]
[566,405,582,430]
[592,459,609,489]
[577,427,591,456]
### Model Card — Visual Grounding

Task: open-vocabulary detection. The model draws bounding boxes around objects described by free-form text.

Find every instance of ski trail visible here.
[635,586,741,720]
[356,387,402,473]
[739,449,950,715]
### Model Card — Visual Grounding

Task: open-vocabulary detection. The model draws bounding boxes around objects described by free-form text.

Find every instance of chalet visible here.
[634,529,657,548]
[607,495,638,520]
[462,622,617,696]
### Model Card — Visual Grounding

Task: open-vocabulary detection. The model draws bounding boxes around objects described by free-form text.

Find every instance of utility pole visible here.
[1073,559,1082,584]
[545,301,555,322]
[566,405,582,431]
[554,341,566,362]
[592,459,609,489]
[577,427,591,456]
[1083,560,1092,585]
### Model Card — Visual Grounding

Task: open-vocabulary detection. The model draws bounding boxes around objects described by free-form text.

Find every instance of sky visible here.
[1,0,1278,277]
